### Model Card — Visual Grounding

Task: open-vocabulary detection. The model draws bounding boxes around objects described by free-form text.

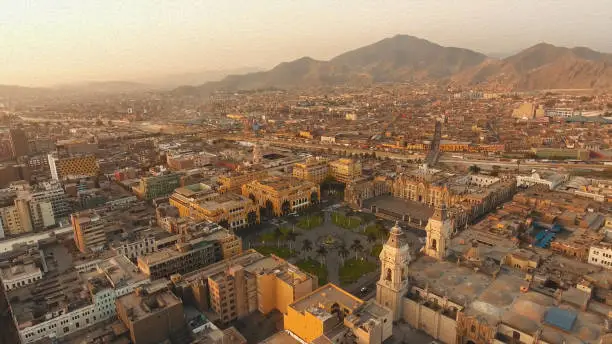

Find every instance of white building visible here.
[17,255,150,344]
[320,136,336,144]
[588,242,612,270]
[517,172,567,190]
[1,263,43,291]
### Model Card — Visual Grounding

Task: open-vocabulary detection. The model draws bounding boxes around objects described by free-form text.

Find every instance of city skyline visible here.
[2,0,612,86]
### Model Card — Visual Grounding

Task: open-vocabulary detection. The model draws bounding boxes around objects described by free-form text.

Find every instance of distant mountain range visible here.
[3,36,612,99]
[176,35,612,94]
[0,67,262,98]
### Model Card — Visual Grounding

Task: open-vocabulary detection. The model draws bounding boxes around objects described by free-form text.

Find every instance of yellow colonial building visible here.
[242,175,320,217]
[292,157,328,184]
[169,183,260,229]
[218,169,268,194]
[328,158,362,184]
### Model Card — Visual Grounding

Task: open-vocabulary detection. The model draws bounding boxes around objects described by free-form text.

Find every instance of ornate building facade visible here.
[241,175,320,217]
[376,222,411,320]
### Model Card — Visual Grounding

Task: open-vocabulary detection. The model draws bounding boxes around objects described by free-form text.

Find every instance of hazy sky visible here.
[2,0,611,86]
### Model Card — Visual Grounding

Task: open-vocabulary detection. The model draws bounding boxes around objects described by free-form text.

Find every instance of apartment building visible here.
[71,210,108,253]
[137,224,241,280]
[292,157,328,184]
[48,153,99,180]
[242,175,320,217]
[174,250,316,324]
[328,158,362,184]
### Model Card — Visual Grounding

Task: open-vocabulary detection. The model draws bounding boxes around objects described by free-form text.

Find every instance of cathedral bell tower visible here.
[424,203,452,260]
[376,222,411,320]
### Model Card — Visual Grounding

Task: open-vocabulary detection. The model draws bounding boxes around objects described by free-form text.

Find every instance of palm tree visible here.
[287,231,297,252]
[316,245,328,267]
[350,239,364,260]
[302,239,313,258]
[468,164,481,174]
[338,245,349,265]
[366,233,377,245]
[377,224,389,244]
[274,227,283,247]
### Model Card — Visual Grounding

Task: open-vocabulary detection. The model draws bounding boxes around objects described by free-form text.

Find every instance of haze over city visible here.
[2,2,612,344]
[2,0,612,86]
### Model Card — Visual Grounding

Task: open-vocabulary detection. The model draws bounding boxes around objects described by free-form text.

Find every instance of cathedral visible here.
[374,206,610,344]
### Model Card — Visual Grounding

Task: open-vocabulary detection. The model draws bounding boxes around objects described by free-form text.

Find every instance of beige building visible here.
[71,210,108,253]
[328,158,362,184]
[511,102,545,119]
[292,157,328,184]
[0,199,33,235]
[173,250,316,324]
[242,175,320,217]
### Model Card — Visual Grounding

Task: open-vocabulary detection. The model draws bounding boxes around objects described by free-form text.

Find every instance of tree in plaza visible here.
[338,244,349,265]
[468,164,481,174]
[316,245,328,267]
[350,239,364,260]
[286,231,297,252]
[366,232,377,245]
[377,223,389,244]
[274,227,283,247]
[302,239,313,258]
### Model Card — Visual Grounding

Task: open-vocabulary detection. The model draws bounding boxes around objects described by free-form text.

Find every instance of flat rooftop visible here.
[290,283,363,314]
[259,331,304,344]
[116,283,181,322]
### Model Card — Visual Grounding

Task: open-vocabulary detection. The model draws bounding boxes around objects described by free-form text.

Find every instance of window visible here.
[63,327,69,334]
[512,331,521,340]
[471,325,476,332]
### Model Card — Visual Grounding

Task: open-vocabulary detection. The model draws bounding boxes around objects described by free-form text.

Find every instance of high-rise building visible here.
[9,128,28,158]
[48,152,99,180]
[71,210,108,253]
[173,250,316,324]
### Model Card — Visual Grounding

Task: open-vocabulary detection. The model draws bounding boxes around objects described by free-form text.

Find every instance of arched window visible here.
[431,239,437,250]
[385,268,392,281]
